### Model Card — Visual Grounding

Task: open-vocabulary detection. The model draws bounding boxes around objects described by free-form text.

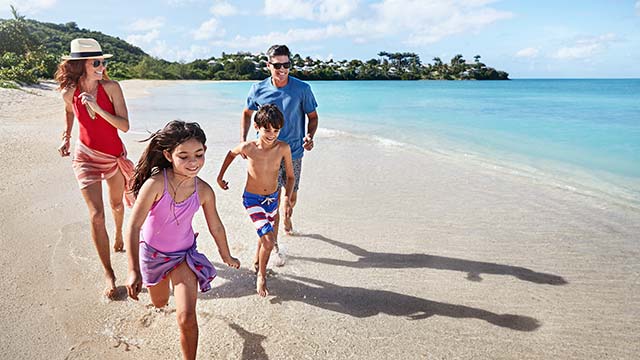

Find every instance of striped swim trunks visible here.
[242,189,279,237]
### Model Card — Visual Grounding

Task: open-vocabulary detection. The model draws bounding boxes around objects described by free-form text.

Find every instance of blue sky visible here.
[2,0,639,78]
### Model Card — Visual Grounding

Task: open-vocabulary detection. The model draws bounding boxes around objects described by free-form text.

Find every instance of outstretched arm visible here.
[217,142,248,190]
[303,110,319,151]
[201,182,240,269]
[124,178,162,300]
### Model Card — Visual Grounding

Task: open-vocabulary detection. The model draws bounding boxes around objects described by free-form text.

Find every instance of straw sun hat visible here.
[62,38,113,60]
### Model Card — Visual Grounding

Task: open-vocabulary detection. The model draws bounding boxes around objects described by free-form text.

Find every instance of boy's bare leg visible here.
[171,262,199,360]
[257,233,276,297]
[106,169,125,252]
[253,241,261,274]
[80,182,117,299]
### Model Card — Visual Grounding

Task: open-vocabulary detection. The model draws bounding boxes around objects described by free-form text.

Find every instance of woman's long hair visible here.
[131,120,207,198]
[54,59,110,90]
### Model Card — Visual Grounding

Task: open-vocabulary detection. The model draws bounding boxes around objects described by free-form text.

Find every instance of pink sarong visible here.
[72,140,135,207]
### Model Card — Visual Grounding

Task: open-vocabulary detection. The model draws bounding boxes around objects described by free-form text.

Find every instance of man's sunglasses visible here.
[92,60,108,68]
[269,61,291,69]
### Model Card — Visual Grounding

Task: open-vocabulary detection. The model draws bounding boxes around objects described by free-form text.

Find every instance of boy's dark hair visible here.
[130,120,206,197]
[255,104,284,130]
[266,44,291,59]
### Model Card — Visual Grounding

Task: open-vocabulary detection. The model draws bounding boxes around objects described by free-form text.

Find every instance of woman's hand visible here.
[79,92,99,119]
[58,138,71,157]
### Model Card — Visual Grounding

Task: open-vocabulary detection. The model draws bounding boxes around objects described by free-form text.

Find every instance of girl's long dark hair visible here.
[131,120,207,198]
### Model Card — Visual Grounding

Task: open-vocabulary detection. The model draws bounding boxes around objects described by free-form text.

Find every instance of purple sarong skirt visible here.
[140,241,216,292]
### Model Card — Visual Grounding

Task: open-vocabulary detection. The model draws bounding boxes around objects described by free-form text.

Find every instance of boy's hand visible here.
[217,178,229,190]
[224,256,240,269]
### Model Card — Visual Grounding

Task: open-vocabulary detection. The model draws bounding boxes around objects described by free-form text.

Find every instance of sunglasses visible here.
[92,60,108,68]
[269,61,291,70]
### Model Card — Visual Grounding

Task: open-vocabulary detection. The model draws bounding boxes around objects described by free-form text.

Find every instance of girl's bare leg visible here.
[80,182,116,298]
[171,262,199,360]
[106,169,125,252]
[147,276,171,308]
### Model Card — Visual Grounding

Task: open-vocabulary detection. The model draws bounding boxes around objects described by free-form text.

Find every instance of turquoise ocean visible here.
[128,79,640,208]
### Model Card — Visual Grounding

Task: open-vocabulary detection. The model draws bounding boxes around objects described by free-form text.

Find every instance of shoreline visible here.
[1,80,639,359]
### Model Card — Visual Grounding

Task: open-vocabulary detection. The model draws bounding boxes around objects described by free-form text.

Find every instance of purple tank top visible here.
[141,169,200,252]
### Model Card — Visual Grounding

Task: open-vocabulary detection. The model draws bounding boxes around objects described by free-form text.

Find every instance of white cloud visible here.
[552,33,616,60]
[166,0,202,6]
[515,47,539,58]
[129,17,165,32]
[210,0,238,17]
[0,0,56,14]
[137,40,212,62]
[212,25,344,50]
[223,0,512,50]
[370,0,514,45]
[264,0,315,20]
[263,0,358,22]
[193,17,225,40]
[126,30,160,46]
[316,0,359,22]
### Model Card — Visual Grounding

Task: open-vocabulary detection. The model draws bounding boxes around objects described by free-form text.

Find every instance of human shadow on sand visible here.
[228,322,268,360]
[203,268,540,332]
[289,233,567,285]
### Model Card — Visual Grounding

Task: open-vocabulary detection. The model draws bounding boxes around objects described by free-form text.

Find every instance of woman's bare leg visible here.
[80,182,116,298]
[106,169,125,252]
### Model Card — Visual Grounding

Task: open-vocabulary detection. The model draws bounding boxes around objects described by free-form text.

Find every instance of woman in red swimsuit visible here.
[55,38,134,299]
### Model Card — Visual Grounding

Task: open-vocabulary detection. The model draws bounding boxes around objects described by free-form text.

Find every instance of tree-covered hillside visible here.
[1,9,509,85]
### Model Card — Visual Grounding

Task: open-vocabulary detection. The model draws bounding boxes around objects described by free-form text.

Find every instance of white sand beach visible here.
[1,80,639,359]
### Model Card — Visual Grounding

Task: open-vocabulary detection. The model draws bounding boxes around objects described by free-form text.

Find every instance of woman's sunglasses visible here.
[92,60,108,68]
[269,61,291,70]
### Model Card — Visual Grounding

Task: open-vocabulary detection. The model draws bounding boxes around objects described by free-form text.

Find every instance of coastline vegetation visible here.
[1,8,509,87]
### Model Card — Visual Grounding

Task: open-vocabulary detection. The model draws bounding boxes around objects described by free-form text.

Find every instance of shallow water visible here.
[128,79,640,208]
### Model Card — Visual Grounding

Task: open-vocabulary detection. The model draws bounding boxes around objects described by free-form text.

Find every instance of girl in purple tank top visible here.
[124,120,240,360]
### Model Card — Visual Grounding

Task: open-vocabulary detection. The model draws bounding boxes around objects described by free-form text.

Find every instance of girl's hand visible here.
[125,270,143,300]
[224,256,240,269]
[58,139,71,157]
[217,178,229,190]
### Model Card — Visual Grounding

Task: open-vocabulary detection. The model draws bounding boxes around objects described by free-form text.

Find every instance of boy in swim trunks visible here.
[217,104,294,297]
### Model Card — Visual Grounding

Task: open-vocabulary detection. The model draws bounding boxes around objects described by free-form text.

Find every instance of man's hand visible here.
[303,133,314,151]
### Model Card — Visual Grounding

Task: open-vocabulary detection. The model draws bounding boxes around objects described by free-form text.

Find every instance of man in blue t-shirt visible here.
[241,44,319,265]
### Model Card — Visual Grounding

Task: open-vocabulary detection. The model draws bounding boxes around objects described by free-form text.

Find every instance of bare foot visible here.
[104,273,117,300]
[256,275,269,297]
[113,232,124,252]
[283,216,293,235]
